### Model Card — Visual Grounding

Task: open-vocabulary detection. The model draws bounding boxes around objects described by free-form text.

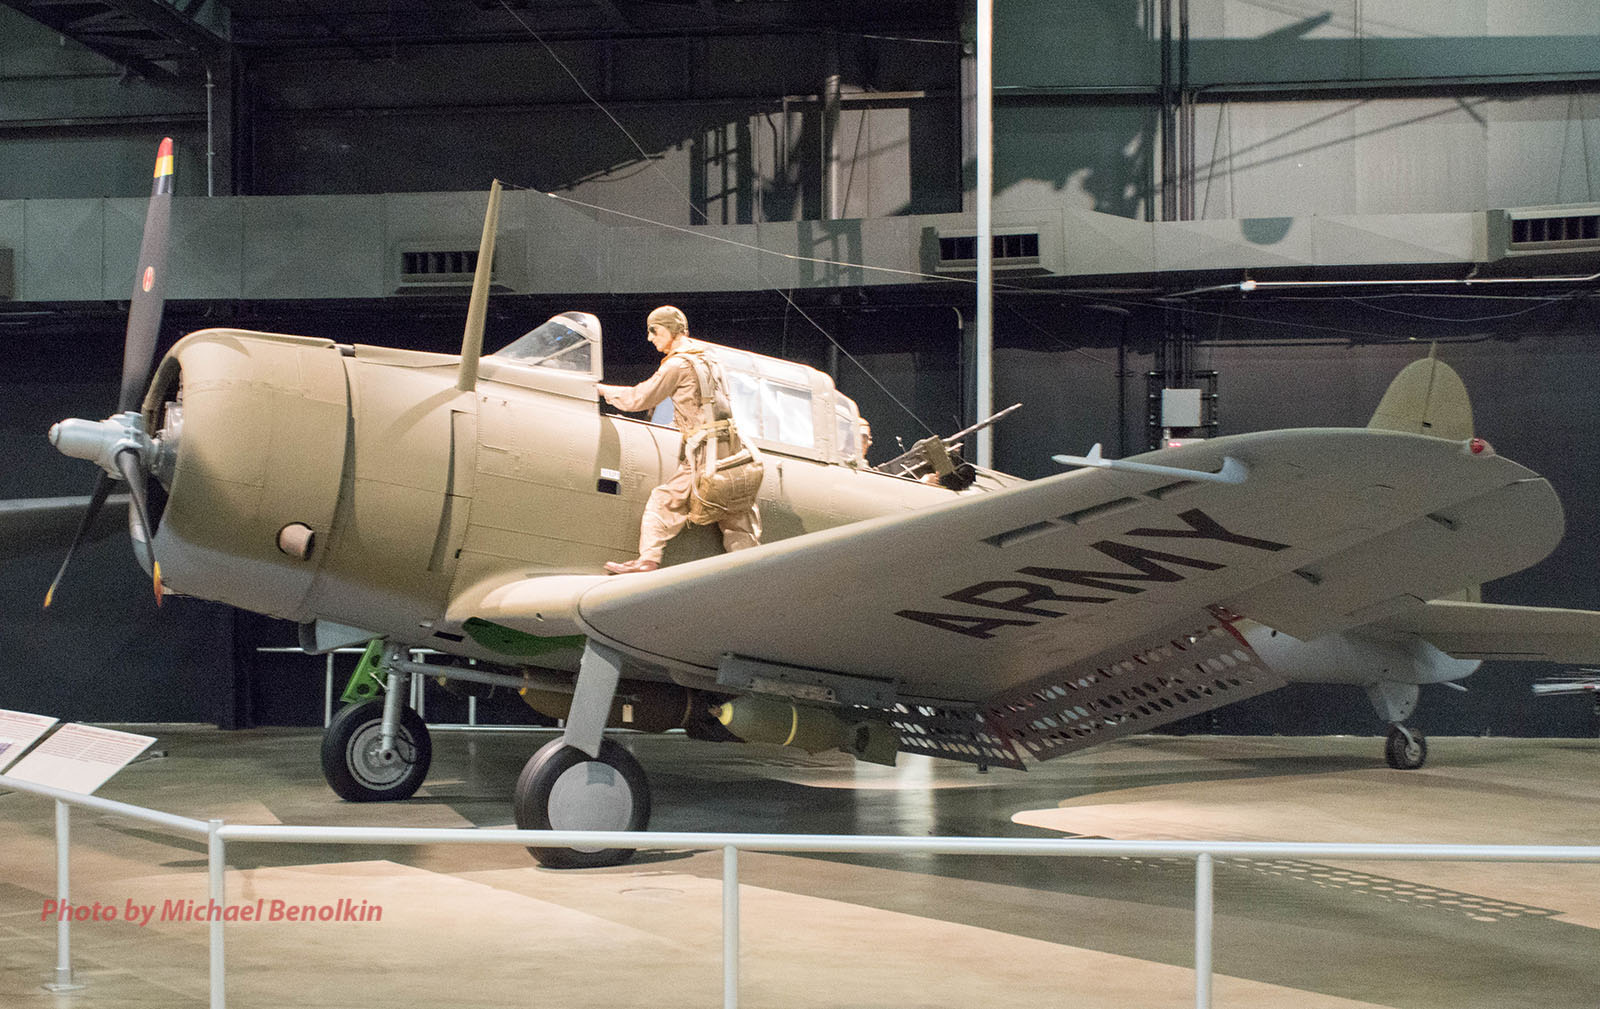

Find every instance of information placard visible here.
[0,709,60,773]
[5,723,155,795]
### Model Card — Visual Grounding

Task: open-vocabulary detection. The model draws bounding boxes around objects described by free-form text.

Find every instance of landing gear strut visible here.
[513,640,653,868]
[1384,724,1427,770]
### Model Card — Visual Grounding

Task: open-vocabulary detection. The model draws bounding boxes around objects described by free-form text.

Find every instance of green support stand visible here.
[340,640,389,704]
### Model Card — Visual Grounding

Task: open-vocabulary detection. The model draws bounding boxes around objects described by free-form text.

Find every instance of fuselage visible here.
[141,328,1011,668]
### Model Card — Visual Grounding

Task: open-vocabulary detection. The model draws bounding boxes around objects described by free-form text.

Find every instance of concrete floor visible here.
[2,728,1599,1008]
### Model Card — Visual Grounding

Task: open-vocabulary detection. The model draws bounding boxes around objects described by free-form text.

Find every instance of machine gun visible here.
[1532,670,1600,718]
[875,403,1021,490]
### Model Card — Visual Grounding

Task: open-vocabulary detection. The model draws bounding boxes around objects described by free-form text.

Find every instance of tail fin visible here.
[1368,347,1480,602]
[1367,345,1474,442]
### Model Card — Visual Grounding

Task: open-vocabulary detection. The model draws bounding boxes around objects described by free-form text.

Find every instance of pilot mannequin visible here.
[595,305,762,574]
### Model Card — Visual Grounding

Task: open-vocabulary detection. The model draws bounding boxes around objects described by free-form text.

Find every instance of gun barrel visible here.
[943,402,1022,447]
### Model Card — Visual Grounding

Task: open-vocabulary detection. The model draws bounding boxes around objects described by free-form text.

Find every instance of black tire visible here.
[1384,726,1427,770]
[514,737,651,869]
[320,699,432,801]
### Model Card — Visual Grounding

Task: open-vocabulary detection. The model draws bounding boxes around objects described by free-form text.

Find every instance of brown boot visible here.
[604,557,660,575]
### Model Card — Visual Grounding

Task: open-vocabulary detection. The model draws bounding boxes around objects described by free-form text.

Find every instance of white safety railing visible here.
[7,771,1600,1009]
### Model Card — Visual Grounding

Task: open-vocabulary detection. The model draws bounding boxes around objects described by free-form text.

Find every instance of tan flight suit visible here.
[599,344,761,564]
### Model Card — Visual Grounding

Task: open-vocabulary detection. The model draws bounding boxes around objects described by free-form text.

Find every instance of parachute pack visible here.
[674,351,766,525]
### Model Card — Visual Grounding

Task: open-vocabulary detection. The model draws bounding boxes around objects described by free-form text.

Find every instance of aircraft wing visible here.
[0,495,130,560]
[468,430,1563,750]
[1367,600,1600,662]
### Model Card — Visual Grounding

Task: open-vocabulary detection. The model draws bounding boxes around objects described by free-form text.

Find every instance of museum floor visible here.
[2,727,1598,1008]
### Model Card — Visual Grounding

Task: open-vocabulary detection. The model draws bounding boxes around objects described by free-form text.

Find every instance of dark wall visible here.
[0,321,236,725]
[978,290,1600,739]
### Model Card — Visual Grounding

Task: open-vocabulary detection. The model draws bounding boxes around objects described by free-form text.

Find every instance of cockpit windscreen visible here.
[493,311,601,375]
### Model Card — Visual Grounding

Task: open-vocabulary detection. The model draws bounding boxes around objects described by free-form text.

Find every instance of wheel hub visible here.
[348,721,413,788]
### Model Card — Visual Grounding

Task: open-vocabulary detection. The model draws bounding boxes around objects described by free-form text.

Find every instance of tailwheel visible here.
[321,699,432,801]
[1384,724,1427,770]
[514,738,651,869]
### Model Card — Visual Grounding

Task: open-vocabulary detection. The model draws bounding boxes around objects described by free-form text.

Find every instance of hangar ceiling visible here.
[0,0,227,80]
[224,1,966,44]
[3,0,966,81]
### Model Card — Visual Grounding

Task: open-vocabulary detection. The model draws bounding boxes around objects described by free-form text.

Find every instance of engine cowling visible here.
[144,328,349,621]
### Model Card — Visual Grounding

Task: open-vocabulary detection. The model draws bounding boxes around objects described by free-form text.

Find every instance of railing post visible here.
[1195,852,1214,1009]
[45,800,84,992]
[209,819,225,1009]
[723,845,739,1009]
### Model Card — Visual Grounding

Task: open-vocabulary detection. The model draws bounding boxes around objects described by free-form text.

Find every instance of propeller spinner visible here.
[43,136,174,608]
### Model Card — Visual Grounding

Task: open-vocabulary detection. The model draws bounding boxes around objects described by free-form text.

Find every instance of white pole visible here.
[205,66,215,198]
[723,845,739,1009]
[209,819,225,1009]
[53,801,73,989]
[324,655,334,728]
[975,0,995,468]
[1195,853,1214,1009]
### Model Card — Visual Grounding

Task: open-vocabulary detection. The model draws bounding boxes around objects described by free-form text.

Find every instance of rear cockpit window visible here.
[710,348,816,451]
[762,382,814,447]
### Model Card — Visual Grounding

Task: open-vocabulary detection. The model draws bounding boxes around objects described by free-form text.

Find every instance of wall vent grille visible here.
[397,249,495,289]
[1508,213,1600,250]
[935,230,1042,272]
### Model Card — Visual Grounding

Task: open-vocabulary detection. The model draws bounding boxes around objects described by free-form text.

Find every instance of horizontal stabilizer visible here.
[1372,599,1600,662]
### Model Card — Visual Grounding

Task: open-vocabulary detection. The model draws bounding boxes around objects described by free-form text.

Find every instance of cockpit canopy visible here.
[490,309,865,466]
[492,311,601,375]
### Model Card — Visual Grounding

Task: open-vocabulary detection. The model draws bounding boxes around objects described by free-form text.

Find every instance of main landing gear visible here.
[514,738,650,868]
[513,640,652,869]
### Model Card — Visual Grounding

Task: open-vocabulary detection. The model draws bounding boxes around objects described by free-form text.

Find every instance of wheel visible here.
[320,699,432,801]
[514,738,651,869]
[1384,725,1427,770]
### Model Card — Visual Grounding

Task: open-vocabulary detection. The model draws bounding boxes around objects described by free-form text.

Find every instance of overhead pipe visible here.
[1173,269,1600,297]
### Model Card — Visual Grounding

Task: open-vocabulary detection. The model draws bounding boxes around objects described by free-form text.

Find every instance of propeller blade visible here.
[42,473,116,609]
[114,448,163,606]
[118,136,174,414]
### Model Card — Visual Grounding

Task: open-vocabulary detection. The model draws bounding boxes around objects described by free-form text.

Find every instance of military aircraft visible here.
[23,140,1600,868]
